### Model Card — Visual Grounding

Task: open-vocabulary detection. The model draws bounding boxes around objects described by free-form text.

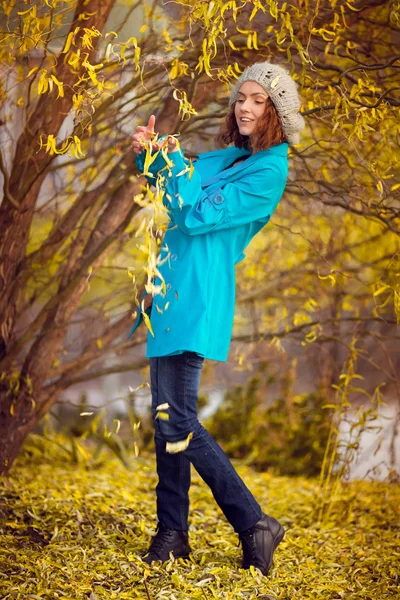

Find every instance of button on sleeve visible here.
[212,193,225,205]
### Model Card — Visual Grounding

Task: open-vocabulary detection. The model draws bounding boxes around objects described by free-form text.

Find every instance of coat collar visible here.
[198,142,288,161]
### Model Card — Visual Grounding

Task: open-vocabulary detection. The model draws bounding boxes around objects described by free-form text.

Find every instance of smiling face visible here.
[234,81,269,138]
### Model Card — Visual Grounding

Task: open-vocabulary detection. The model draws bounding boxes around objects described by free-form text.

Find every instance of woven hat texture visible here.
[229,62,305,145]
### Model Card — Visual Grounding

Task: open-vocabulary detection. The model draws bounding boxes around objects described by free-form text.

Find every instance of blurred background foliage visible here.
[0,0,399,482]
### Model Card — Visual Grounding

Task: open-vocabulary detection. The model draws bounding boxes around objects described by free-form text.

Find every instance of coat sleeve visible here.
[161,151,287,235]
[135,143,184,186]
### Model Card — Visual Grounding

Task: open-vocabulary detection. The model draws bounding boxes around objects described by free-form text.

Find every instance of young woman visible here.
[130,61,305,576]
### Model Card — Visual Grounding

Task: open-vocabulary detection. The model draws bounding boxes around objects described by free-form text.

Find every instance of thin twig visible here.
[83,504,95,529]
[143,578,152,600]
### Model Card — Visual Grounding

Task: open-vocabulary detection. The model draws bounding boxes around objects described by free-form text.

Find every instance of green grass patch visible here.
[0,447,399,599]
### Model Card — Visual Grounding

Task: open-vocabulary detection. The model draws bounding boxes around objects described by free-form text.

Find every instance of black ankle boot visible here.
[141,522,191,564]
[238,513,285,576]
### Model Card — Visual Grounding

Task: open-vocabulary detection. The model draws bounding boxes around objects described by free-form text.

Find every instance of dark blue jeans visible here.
[149,351,262,533]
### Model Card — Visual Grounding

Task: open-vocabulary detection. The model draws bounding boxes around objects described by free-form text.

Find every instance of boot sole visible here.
[142,553,190,564]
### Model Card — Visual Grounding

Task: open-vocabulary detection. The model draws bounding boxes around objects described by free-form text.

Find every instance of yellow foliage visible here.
[1,450,397,598]
[38,134,85,158]
[1,0,399,462]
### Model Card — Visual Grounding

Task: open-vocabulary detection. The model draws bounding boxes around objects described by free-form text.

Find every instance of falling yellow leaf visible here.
[156,403,170,410]
[156,411,170,421]
[166,432,193,454]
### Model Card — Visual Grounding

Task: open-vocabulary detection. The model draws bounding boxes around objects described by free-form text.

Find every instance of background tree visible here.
[0,0,398,474]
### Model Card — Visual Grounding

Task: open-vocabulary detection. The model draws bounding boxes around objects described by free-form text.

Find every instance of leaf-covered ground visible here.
[1,447,399,600]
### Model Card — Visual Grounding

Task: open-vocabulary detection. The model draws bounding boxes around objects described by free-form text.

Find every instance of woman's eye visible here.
[255,101,264,104]
[237,99,244,103]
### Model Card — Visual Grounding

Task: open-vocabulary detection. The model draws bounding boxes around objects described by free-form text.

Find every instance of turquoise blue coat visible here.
[129,142,289,362]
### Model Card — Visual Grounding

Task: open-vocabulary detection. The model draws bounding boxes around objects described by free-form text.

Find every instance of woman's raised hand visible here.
[132,114,156,154]
[132,114,179,154]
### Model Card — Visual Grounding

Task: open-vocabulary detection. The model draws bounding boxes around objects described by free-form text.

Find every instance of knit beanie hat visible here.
[229,62,305,145]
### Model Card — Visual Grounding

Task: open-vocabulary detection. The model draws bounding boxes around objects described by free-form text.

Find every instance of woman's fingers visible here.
[153,137,167,151]
[147,114,156,133]
[132,116,177,156]
[168,137,178,152]
[135,115,155,138]
[133,119,155,147]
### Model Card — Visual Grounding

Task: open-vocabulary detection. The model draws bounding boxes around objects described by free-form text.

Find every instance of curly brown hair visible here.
[216,96,287,152]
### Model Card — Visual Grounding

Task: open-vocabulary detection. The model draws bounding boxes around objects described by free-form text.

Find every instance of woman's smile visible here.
[234,80,269,137]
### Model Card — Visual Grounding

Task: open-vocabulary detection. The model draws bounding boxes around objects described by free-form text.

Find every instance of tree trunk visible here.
[0,381,39,474]
[0,76,207,473]
[0,0,116,357]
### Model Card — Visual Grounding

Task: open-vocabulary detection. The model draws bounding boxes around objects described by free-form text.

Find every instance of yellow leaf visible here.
[188,159,194,181]
[51,75,64,98]
[143,147,160,176]
[37,70,49,95]
[156,403,170,410]
[17,7,33,14]
[142,311,154,337]
[373,284,390,296]
[252,31,259,50]
[162,29,173,44]
[318,272,336,286]
[72,136,85,158]
[156,411,169,421]
[62,31,75,53]
[249,5,258,20]
[166,432,193,454]
[139,24,147,33]
[321,167,331,183]
[169,60,178,80]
